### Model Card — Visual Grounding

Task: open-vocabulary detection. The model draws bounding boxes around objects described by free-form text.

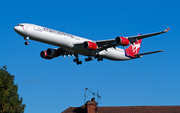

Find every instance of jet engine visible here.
[47,48,61,57]
[40,48,61,59]
[115,36,130,46]
[83,41,98,50]
[40,50,54,59]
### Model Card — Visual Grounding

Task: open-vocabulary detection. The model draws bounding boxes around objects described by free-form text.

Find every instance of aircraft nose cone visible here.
[14,26,22,34]
[14,26,18,32]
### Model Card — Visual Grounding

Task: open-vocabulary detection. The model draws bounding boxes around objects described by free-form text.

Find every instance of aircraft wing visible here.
[74,28,169,51]
[74,39,119,51]
[95,39,119,51]
[134,50,164,58]
[96,28,170,51]
[128,28,170,43]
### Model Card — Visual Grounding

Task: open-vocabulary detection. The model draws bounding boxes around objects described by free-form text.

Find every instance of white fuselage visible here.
[14,23,131,61]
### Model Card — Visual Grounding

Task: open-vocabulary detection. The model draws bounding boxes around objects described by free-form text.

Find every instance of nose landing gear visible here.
[24,37,29,45]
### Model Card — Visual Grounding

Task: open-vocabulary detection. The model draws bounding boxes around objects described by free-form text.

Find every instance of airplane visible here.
[14,23,170,65]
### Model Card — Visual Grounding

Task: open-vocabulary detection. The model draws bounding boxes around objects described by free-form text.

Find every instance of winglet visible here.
[164,28,170,32]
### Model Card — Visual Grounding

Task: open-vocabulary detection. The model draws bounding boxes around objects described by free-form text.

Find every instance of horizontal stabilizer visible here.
[135,50,164,58]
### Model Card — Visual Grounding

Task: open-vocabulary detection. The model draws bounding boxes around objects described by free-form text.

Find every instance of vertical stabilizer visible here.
[125,38,142,58]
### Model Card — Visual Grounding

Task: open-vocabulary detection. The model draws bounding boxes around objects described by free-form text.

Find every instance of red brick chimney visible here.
[87,98,97,113]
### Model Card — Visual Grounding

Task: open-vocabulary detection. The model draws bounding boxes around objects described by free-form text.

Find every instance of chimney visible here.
[86,98,97,113]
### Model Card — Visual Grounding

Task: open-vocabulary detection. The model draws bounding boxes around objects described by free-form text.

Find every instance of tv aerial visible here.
[84,87,101,104]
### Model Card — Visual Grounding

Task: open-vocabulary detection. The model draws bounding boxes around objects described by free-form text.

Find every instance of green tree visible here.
[0,66,26,113]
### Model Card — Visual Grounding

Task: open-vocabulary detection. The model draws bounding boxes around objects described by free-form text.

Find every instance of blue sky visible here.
[1,0,180,112]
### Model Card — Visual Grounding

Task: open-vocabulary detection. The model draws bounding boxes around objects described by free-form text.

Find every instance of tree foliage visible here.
[0,66,26,113]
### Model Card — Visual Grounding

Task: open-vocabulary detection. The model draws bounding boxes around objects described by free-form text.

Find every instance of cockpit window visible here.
[17,24,24,27]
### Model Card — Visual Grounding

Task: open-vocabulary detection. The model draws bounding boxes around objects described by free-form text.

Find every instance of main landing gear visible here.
[24,37,29,45]
[85,55,103,63]
[85,56,93,62]
[73,55,103,65]
[94,55,103,62]
[73,54,82,65]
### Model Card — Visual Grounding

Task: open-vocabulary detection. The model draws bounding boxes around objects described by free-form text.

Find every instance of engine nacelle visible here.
[83,41,98,50]
[47,48,61,57]
[115,36,130,46]
[40,51,54,59]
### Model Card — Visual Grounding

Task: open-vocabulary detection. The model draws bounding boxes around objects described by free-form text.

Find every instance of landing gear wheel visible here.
[97,58,100,61]
[94,55,98,59]
[85,56,93,62]
[76,61,82,65]
[85,58,89,62]
[97,57,103,61]
[100,57,103,61]
[25,42,29,45]
[79,61,82,64]
[73,59,77,62]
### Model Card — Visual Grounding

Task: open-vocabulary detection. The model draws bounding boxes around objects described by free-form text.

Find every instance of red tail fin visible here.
[125,39,142,58]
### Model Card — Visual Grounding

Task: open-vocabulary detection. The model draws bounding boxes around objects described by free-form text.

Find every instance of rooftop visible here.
[62,106,180,113]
